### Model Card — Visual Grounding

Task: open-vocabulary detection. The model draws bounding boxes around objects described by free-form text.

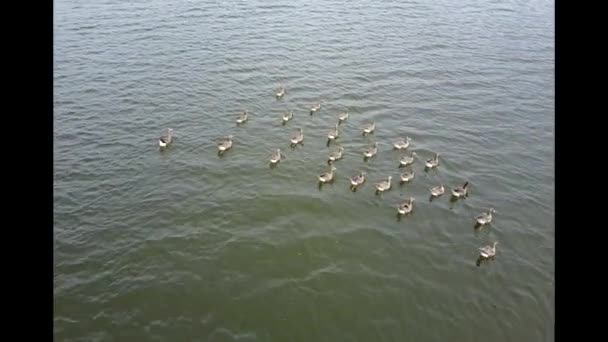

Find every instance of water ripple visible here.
[55,0,554,340]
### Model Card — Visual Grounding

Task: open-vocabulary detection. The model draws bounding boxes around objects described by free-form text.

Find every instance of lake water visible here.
[54,0,555,340]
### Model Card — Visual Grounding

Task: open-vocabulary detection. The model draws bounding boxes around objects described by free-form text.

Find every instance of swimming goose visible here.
[217,135,233,153]
[318,166,337,183]
[375,176,392,193]
[276,85,286,99]
[397,197,415,215]
[282,111,294,124]
[327,123,340,140]
[479,242,498,258]
[425,153,440,169]
[362,121,376,135]
[350,171,367,187]
[393,137,412,150]
[429,184,445,197]
[158,128,174,148]
[290,128,304,145]
[338,111,349,124]
[269,148,282,164]
[476,208,496,226]
[363,142,379,158]
[400,168,415,183]
[451,181,469,198]
[399,152,417,167]
[310,102,321,114]
[328,146,344,163]
[236,111,248,124]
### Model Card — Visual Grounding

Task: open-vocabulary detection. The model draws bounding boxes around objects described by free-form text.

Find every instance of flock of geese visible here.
[157,85,499,264]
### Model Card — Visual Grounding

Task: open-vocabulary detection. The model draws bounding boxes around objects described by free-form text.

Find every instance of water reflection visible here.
[476,255,496,267]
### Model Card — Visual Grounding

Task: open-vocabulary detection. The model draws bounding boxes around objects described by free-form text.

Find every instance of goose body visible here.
[310,103,321,114]
[400,152,417,166]
[397,197,415,215]
[282,111,294,123]
[328,146,344,163]
[393,137,412,150]
[350,172,367,187]
[452,181,469,198]
[328,123,339,140]
[479,242,498,258]
[319,166,337,183]
[269,148,282,164]
[430,184,445,197]
[362,121,376,135]
[217,135,234,152]
[375,176,392,192]
[236,111,248,124]
[290,128,304,145]
[425,153,440,168]
[158,128,174,148]
[363,142,379,158]
[476,208,496,226]
[338,111,349,123]
[400,169,415,182]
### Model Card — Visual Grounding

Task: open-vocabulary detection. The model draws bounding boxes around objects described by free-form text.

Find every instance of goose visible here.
[451,181,470,198]
[276,85,286,99]
[310,102,321,114]
[350,171,367,187]
[269,148,282,164]
[400,168,415,183]
[290,128,304,145]
[328,146,344,163]
[217,135,233,153]
[318,166,337,183]
[362,121,376,135]
[479,242,498,258]
[236,111,248,124]
[397,197,415,215]
[158,128,174,148]
[338,111,349,123]
[425,153,440,169]
[282,111,294,124]
[476,208,496,226]
[399,152,417,167]
[375,176,392,193]
[430,184,445,197]
[363,142,379,158]
[393,137,412,150]
[327,123,340,140]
